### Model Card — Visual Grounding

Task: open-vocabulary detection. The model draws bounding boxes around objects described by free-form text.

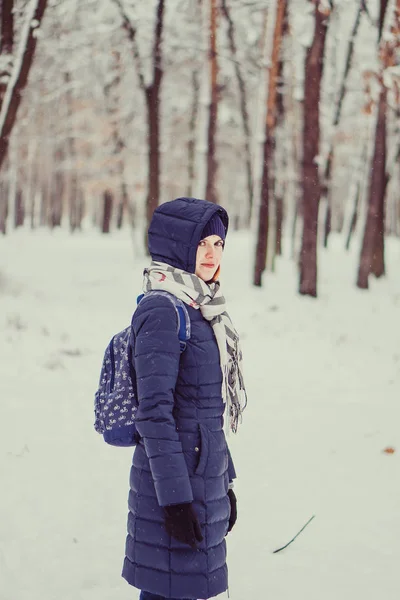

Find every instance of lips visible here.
[202,264,215,268]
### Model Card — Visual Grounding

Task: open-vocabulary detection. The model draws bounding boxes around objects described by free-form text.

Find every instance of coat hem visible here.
[122,556,228,600]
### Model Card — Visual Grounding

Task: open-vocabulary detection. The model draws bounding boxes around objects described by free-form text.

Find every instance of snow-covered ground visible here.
[1,227,399,600]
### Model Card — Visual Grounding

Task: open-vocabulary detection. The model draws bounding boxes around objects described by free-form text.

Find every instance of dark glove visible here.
[227,488,237,533]
[163,502,203,549]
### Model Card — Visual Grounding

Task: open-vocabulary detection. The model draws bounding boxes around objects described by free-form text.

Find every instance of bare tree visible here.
[14,189,23,227]
[273,5,289,261]
[345,140,368,251]
[0,179,8,233]
[64,71,82,232]
[113,0,165,234]
[0,0,14,108]
[205,0,219,204]
[254,0,287,287]
[357,0,399,289]
[50,148,64,228]
[0,0,48,173]
[103,49,130,231]
[322,0,365,247]
[102,190,113,233]
[187,70,200,197]
[221,0,253,219]
[299,2,330,297]
[378,0,390,39]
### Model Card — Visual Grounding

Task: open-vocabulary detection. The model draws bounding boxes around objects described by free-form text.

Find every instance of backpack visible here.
[94,291,191,447]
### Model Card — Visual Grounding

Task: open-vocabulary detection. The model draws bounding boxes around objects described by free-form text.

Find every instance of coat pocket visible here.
[195,424,209,476]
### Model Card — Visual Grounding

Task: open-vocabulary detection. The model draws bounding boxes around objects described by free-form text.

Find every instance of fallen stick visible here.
[273,515,316,554]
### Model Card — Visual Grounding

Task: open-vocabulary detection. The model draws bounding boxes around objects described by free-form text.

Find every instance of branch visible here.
[360,0,374,25]
[111,0,147,93]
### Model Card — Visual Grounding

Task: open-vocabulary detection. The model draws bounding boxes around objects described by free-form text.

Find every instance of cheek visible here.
[216,248,223,263]
[196,247,205,266]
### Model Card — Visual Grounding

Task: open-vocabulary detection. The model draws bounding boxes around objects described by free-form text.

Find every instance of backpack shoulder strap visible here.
[137,291,191,352]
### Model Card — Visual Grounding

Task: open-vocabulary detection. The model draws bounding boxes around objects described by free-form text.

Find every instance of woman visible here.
[123,197,247,600]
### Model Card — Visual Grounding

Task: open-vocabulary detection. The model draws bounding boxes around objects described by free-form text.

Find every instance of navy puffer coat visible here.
[122,198,237,599]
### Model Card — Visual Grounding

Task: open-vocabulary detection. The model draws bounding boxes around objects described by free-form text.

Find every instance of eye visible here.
[215,240,224,247]
[198,240,206,247]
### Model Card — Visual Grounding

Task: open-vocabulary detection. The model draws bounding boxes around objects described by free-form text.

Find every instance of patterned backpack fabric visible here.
[94,291,191,447]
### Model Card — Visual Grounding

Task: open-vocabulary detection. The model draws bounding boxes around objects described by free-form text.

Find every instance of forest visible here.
[0,0,399,296]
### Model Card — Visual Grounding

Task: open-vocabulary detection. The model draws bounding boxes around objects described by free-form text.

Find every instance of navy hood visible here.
[148,197,229,273]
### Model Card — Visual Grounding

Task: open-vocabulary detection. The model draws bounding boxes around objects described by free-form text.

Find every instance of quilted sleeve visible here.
[132,295,193,507]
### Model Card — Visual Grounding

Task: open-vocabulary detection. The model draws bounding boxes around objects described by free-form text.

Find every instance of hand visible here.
[163,502,203,549]
[227,489,237,533]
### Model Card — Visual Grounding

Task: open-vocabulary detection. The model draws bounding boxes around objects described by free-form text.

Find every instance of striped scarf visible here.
[143,261,247,434]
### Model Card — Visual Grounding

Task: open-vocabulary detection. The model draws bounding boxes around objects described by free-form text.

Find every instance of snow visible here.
[1,227,399,600]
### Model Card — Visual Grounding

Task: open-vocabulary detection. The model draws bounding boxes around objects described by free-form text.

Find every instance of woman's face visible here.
[195,235,224,281]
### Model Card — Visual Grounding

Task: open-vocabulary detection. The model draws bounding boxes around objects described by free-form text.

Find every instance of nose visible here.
[205,244,215,259]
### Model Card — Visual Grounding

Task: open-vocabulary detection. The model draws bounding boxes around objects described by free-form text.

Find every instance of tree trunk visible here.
[116,193,124,229]
[51,177,64,227]
[187,70,200,197]
[0,0,48,173]
[0,0,14,109]
[69,175,80,232]
[254,135,273,286]
[40,180,48,226]
[64,72,80,232]
[272,5,288,261]
[25,135,37,228]
[299,4,329,297]
[323,203,331,248]
[102,190,113,234]
[103,49,127,230]
[145,0,165,233]
[145,86,161,228]
[376,0,400,194]
[76,189,84,230]
[205,0,218,204]
[51,149,64,228]
[378,0,390,40]
[113,0,165,240]
[0,180,8,233]
[275,195,283,256]
[357,86,388,288]
[254,0,287,287]
[397,189,400,237]
[345,179,361,251]
[30,168,38,229]
[221,0,253,219]
[14,188,24,227]
[117,179,129,229]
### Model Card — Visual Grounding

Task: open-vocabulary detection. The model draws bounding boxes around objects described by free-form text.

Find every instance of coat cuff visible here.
[155,476,194,507]
[227,447,237,482]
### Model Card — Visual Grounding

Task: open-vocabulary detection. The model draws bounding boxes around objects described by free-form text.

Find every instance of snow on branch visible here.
[0,0,48,170]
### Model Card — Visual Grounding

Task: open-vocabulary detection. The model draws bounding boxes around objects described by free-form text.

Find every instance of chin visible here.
[198,268,218,282]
